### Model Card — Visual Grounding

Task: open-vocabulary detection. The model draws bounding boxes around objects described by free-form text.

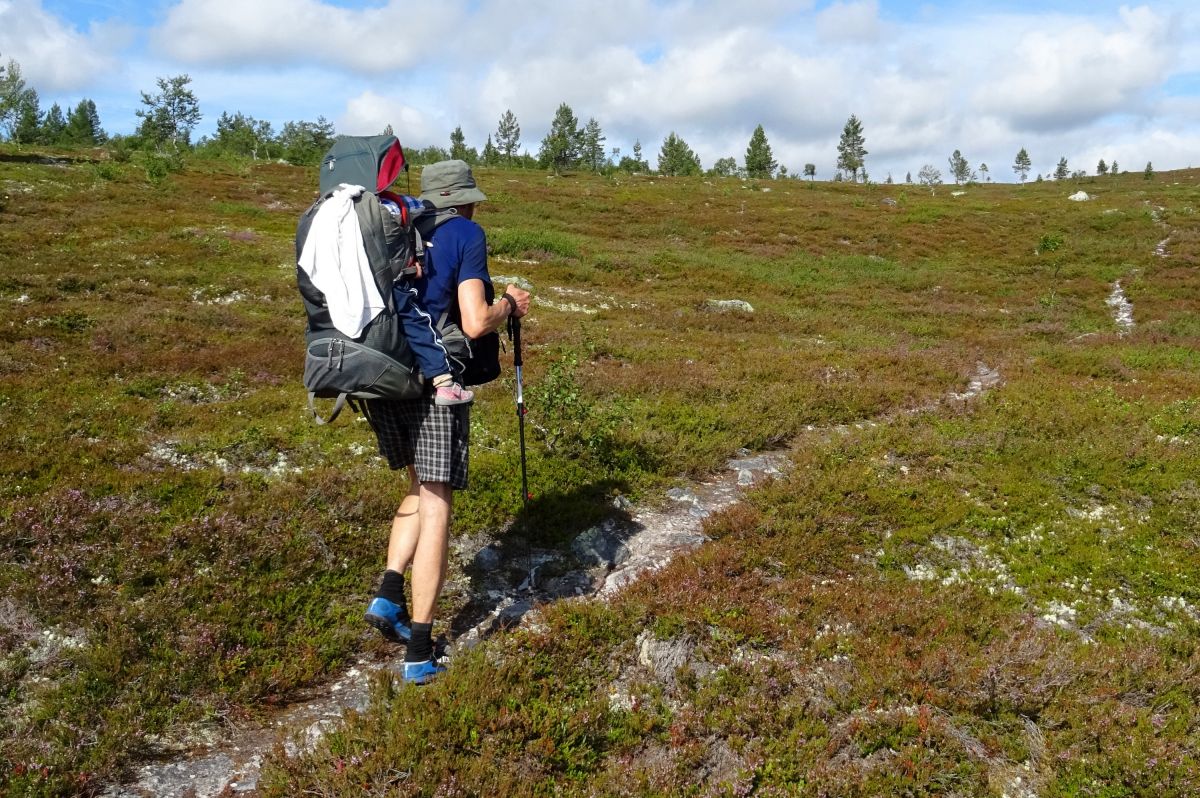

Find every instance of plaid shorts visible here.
[361,399,470,490]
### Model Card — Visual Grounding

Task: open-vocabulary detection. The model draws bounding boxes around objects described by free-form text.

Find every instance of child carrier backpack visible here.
[296,134,437,423]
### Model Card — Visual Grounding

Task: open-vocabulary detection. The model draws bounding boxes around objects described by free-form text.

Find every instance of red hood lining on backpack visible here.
[377,141,407,192]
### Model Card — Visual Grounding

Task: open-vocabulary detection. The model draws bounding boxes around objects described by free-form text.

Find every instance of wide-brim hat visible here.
[419,159,487,208]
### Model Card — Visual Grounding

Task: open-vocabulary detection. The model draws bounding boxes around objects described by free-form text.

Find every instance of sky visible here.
[2,0,1198,181]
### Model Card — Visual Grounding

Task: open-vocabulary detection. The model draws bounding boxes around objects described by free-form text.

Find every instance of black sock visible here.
[376,570,406,606]
[405,622,434,663]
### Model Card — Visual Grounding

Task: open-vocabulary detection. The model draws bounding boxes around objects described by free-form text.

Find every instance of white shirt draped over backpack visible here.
[297,183,384,339]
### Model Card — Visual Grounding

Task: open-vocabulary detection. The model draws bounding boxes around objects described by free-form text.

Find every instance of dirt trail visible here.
[101,362,1001,797]
[100,452,791,797]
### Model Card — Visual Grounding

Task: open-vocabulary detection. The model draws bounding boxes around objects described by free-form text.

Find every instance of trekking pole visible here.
[508,315,530,508]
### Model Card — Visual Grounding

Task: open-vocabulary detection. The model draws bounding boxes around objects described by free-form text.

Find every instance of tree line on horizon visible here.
[0,57,1158,186]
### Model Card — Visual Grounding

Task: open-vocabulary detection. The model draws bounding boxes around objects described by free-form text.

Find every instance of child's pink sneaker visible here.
[434,382,474,406]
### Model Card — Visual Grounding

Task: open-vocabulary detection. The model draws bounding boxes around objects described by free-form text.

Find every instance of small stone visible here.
[666,487,698,504]
[472,544,502,572]
[571,523,631,568]
[705,299,754,313]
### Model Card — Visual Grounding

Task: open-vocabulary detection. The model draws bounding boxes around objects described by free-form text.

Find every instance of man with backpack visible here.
[361,160,530,684]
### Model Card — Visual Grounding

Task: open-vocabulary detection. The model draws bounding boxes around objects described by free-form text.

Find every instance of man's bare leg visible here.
[385,466,422,574]
[408,480,452,625]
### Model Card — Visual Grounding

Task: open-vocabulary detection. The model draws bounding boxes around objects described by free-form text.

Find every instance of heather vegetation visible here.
[1,140,1198,796]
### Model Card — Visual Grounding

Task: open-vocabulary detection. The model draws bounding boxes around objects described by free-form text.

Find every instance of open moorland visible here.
[1,149,1198,797]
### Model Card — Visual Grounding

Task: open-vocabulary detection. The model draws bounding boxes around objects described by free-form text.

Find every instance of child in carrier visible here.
[375,189,473,406]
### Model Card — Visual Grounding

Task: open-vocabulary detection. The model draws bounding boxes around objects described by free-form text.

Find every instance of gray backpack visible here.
[296,135,433,423]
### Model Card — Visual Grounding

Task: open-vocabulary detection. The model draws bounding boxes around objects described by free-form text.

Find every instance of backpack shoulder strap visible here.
[308,392,354,425]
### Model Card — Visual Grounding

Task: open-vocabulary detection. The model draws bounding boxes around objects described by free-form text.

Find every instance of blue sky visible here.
[3,0,1198,180]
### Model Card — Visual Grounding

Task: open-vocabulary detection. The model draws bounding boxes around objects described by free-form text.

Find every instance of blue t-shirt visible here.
[410,215,493,323]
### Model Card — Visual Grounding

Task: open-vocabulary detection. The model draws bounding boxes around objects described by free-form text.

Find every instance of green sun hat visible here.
[419,160,488,208]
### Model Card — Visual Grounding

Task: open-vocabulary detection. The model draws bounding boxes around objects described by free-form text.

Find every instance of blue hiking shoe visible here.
[402,658,446,685]
[364,596,411,643]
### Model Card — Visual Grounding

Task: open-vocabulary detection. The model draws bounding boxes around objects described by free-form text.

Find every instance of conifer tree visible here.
[1110,160,1119,175]
[836,114,867,182]
[1097,158,1108,176]
[617,139,650,173]
[495,109,520,164]
[657,131,701,176]
[1144,162,1154,180]
[538,102,582,173]
[66,98,105,144]
[481,134,499,166]
[1013,147,1032,183]
[804,163,816,181]
[42,103,67,143]
[449,125,474,162]
[12,87,42,144]
[1054,157,1069,180]
[581,117,606,172]
[744,124,777,179]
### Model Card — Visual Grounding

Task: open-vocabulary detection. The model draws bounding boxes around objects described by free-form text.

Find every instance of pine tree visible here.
[804,163,816,181]
[481,134,499,166]
[905,171,912,184]
[657,132,701,176]
[836,114,867,182]
[1013,147,1032,183]
[618,139,650,173]
[65,99,105,144]
[40,103,67,144]
[495,109,520,164]
[632,140,646,170]
[1144,162,1154,180]
[12,87,42,144]
[538,102,582,173]
[581,117,606,172]
[1110,160,1119,175]
[979,163,990,182]
[744,124,777,179]
[449,125,474,162]
[948,149,971,184]
[1054,157,1069,180]
[1097,158,1108,176]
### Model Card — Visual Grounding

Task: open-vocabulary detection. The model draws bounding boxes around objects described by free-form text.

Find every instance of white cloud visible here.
[816,0,883,43]
[0,0,126,91]
[152,0,466,72]
[338,90,436,143]
[973,5,1176,131]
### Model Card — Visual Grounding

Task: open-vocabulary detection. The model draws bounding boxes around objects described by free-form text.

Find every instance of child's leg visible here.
[393,286,453,383]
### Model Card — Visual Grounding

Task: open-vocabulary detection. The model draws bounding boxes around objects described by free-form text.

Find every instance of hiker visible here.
[362,160,531,684]
[298,151,472,408]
